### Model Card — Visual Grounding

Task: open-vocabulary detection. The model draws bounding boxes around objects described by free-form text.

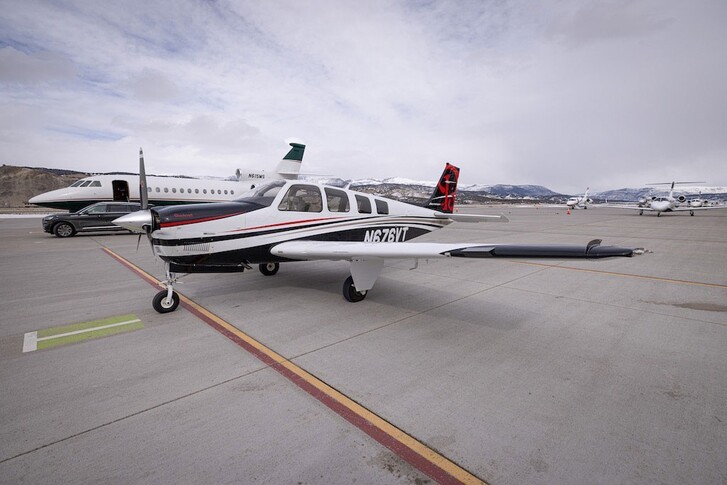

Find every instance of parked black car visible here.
[42,202,142,238]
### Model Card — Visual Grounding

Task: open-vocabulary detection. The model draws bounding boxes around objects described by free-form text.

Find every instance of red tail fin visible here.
[424,163,459,213]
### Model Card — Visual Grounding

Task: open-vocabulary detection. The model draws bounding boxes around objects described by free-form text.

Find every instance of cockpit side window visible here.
[79,181,92,187]
[70,180,84,187]
[89,180,101,187]
[325,188,350,213]
[278,185,322,212]
[234,180,286,207]
[355,195,372,214]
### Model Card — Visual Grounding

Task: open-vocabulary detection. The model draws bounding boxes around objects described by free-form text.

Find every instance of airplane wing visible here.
[670,206,724,211]
[271,239,643,261]
[434,213,509,223]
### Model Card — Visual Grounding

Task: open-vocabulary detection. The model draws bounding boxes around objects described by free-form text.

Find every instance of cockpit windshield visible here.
[234,180,287,207]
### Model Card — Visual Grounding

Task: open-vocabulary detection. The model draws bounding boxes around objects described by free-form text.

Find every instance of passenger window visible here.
[147,187,152,192]
[155,187,160,193]
[203,189,207,194]
[375,199,389,214]
[89,181,102,187]
[164,187,169,193]
[87,205,107,214]
[355,195,372,214]
[195,189,199,194]
[224,190,228,195]
[278,185,322,212]
[325,188,350,213]
[218,189,222,195]
[172,188,177,193]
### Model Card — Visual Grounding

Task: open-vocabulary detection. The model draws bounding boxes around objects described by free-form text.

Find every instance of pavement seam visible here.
[0,371,264,465]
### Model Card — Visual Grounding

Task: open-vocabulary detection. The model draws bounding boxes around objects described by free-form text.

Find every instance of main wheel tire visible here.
[53,222,75,238]
[657,212,661,217]
[259,262,279,276]
[342,275,367,302]
[153,290,180,313]
[639,210,643,216]
[690,211,694,216]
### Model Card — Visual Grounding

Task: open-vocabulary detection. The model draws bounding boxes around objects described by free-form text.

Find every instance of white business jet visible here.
[28,142,305,212]
[612,182,723,216]
[566,188,592,209]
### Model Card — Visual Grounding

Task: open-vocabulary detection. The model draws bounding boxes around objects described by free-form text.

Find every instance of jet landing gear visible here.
[259,262,279,276]
[153,263,181,313]
[342,276,367,302]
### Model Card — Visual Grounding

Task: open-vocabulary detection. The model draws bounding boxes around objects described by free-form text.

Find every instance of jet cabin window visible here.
[325,188,350,213]
[278,185,322,212]
[355,195,372,214]
[375,199,389,214]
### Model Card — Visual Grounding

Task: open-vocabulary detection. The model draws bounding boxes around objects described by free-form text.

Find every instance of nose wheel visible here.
[153,290,180,313]
[153,262,181,313]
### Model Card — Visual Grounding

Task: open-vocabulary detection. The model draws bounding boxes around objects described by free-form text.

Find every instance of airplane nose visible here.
[114,210,152,233]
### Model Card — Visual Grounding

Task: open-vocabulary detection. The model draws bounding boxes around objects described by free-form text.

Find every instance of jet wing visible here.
[270,239,644,261]
[434,213,509,223]
[670,206,724,211]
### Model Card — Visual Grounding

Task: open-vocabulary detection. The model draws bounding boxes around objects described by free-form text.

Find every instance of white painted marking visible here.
[23,331,38,353]
[35,319,142,343]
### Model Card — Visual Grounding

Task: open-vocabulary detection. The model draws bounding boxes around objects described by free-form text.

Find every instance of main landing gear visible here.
[153,263,181,313]
[690,210,695,216]
[259,262,279,276]
[342,275,367,302]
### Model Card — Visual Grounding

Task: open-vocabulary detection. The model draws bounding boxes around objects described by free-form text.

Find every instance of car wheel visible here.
[53,222,75,238]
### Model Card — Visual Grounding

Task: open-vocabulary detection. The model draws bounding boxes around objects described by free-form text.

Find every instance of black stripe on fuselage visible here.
[152,216,444,247]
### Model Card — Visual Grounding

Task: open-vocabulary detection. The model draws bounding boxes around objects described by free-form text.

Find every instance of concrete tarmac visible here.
[0,207,725,484]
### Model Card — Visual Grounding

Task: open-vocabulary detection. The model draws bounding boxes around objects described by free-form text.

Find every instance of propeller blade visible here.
[139,148,148,210]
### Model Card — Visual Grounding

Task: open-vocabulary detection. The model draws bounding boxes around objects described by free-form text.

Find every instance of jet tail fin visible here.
[275,142,306,179]
[424,163,459,213]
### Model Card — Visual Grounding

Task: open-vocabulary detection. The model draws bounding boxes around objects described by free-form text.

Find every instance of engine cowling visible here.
[677,195,687,203]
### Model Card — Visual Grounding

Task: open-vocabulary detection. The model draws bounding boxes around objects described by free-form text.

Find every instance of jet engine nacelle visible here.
[677,195,687,203]
[586,198,593,204]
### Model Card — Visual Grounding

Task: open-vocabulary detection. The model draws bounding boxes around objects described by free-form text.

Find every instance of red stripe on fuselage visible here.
[160,211,248,228]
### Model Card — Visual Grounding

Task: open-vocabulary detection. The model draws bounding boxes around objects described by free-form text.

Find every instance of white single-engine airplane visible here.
[566,188,592,210]
[115,151,646,313]
[610,181,722,216]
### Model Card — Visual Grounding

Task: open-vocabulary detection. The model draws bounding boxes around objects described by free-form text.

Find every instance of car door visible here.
[79,203,112,231]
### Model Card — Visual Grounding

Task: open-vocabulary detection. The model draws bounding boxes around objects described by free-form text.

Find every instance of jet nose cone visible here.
[114,210,152,233]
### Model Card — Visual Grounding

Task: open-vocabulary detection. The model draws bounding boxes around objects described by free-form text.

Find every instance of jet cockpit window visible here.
[70,180,85,187]
[234,180,286,207]
[89,180,102,187]
[79,181,92,187]
[355,195,372,214]
[325,188,350,213]
[278,185,322,212]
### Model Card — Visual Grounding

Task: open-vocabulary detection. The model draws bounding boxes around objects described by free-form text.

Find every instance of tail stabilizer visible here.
[425,163,459,213]
[275,142,306,179]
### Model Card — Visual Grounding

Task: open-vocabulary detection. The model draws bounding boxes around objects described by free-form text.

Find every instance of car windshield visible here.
[234,180,287,207]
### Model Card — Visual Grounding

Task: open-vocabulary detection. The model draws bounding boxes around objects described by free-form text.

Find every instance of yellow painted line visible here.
[102,247,485,485]
[510,260,727,289]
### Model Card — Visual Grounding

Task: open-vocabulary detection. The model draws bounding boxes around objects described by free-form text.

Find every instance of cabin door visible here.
[112,180,130,201]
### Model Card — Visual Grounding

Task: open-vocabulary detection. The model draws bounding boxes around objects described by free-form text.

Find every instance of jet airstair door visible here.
[112,180,130,202]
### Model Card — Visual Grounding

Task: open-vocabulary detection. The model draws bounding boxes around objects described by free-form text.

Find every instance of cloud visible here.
[0,0,725,193]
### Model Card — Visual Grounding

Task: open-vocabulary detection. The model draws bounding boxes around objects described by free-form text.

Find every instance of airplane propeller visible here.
[134,148,155,256]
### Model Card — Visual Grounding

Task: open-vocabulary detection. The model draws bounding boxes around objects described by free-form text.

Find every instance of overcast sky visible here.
[1,0,725,194]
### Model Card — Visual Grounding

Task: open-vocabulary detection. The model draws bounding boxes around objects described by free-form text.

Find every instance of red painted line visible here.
[101,247,485,484]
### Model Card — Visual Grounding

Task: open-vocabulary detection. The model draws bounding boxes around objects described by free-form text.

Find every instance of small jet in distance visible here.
[566,188,592,210]
[607,182,723,216]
